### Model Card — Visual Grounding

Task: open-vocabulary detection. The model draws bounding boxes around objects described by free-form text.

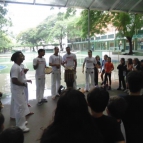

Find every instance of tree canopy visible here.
[17,9,81,50]
[0,5,13,52]
[78,10,143,54]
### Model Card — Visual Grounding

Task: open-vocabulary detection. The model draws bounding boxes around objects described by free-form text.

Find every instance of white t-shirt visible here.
[63,53,77,68]
[10,63,25,91]
[33,57,46,77]
[84,57,96,68]
[49,54,62,71]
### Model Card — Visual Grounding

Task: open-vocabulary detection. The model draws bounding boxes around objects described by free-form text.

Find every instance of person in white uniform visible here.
[10,54,34,119]
[63,47,77,89]
[49,47,62,99]
[33,49,47,106]
[10,51,30,132]
[82,50,96,92]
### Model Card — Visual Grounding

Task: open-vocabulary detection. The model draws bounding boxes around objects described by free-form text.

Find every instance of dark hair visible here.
[95,55,100,61]
[0,126,24,143]
[41,89,102,143]
[134,58,140,66]
[87,88,109,112]
[0,113,4,132]
[121,58,125,65]
[38,49,45,54]
[54,47,59,50]
[128,58,133,65]
[108,57,111,60]
[127,71,143,93]
[104,54,108,57]
[107,97,127,119]
[88,50,92,53]
[11,52,22,62]
[66,46,70,49]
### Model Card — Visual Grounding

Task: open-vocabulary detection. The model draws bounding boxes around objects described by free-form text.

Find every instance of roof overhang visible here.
[0,0,143,14]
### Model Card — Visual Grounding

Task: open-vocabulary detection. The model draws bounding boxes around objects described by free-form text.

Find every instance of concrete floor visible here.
[1,67,126,143]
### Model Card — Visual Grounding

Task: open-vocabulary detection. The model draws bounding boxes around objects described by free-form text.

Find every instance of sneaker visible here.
[22,127,30,133]
[37,101,43,106]
[117,88,121,90]
[41,99,48,103]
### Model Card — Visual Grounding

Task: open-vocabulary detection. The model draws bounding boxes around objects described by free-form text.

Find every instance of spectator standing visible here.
[117,58,126,91]
[94,55,101,86]
[87,88,125,143]
[104,57,114,90]
[121,71,143,143]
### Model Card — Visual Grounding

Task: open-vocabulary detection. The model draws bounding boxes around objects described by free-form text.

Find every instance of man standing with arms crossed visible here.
[33,49,48,106]
[49,47,62,99]
[63,47,77,89]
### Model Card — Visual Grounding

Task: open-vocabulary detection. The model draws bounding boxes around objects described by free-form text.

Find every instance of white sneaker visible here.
[22,127,30,133]
[25,121,28,125]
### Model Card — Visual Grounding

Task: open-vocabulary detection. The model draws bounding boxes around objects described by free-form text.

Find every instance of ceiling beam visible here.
[0,1,65,7]
[65,0,69,7]
[128,0,142,12]
[109,0,120,11]
[88,0,96,9]
[33,0,36,5]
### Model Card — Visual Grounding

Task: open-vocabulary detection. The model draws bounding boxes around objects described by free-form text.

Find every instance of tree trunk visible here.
[36,46,38,51]
[127,37,133,55]
[33,47,35,52]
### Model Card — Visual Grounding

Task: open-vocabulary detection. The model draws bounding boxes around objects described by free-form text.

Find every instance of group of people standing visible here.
[9,46,78,132]
[116,57,143,94]
[8,46,143,133]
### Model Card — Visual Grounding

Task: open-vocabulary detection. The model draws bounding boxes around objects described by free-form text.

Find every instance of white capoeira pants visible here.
[35,76,45,102]
[10,88,30,118]
[85,68,95,91]
[24,86,29,103]
[11,88,27,128]
[51,71,61,97]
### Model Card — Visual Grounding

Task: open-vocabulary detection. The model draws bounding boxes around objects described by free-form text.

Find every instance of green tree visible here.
[78,10,143,54]
[112,12,143,54]
[0,5,12,52]
[77,10,110,38]
[17,28,40,51]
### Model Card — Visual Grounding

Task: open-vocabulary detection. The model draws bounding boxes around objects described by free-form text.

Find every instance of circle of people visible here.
[0,46,143,143]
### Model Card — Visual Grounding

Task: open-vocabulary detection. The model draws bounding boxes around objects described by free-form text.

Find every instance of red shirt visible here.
[105,62,114,73]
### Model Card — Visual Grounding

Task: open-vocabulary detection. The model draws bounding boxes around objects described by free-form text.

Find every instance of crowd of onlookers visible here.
[0,70,143,143]
[95,54,143,92]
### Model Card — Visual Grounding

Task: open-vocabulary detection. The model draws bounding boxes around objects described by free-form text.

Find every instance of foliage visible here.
[0,5,13,51]
[17,8,81,49]
[78,9,143,54]
[77,10,111,38]
[112,12,143,54]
